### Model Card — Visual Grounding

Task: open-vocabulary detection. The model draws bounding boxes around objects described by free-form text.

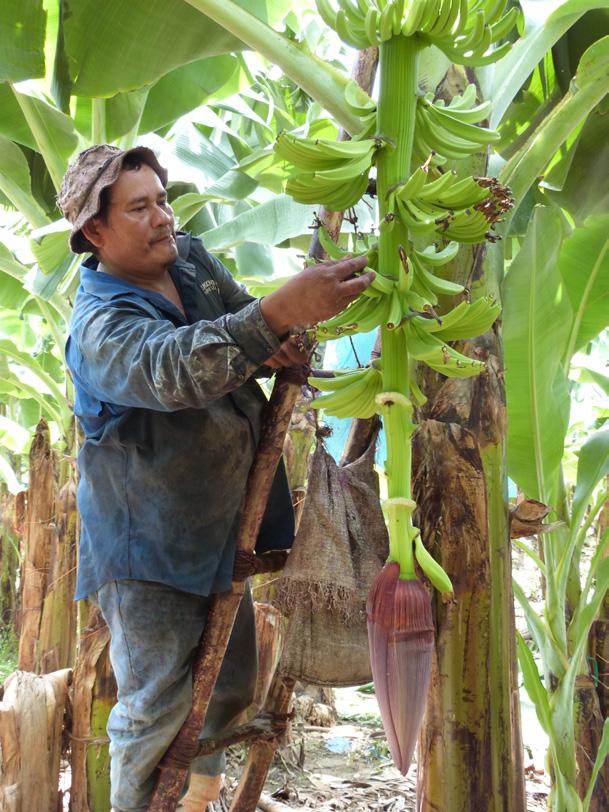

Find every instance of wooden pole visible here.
[148,368,305,812]
[228,674,295,812]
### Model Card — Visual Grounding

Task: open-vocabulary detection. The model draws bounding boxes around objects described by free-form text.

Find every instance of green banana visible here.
[422,175,490,209]
[379,2,395,40]
[275,132,376,170]
[489,6,520,41]
[317,226,346,260]
[415,241,459,266]
[395,164,429,201]
[386,289,404,330]
[410,376,428,407]
[392,0,405,35]
[336,9,370,48]
[309,366,369,392]
[411,253,465,297]
[401,0,427,36]
[426,104,501,145]
[414,535,453,593]
[364,5,381,44]
[310,365,383,419]
[403,321,487,378]
[287,172,369,209]
[415,169,458,201]
[409,297,500,340]
[316,0,339,32]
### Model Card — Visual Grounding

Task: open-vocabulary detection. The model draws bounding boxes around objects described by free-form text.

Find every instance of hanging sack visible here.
[273,437,388,686]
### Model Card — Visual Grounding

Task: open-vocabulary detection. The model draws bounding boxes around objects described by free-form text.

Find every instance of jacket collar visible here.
[79,234,197,321]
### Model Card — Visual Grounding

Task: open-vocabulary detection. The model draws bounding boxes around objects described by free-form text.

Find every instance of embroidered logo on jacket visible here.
[200,280,220,295]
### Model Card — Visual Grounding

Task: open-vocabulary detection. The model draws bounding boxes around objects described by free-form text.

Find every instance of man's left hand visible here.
[264,332,310,369]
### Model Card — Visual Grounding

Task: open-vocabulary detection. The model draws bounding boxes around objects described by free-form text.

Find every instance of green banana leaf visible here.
[0,338,69,416]
[560,215,609,360]
[0,1,46,83]
[0,136,49,228]
[491,0,609,127]
[516,632,552,736]
[30,221,72,276]
[138,56,244,135]
[0,270,31,312]
[503,205,572,502]
[546,100,609,222]
[61,0,291,97]
[0,241,29,281]
[74,89,150,144]
[0,415,31,454]
[500,36,609,211]
[570,429,609,530]
[200,194,315,251]
[234,242,275,279]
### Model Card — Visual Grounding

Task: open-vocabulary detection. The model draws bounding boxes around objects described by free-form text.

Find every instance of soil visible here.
[221,686,550,811]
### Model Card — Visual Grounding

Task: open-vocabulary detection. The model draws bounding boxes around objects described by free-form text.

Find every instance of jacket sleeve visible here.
[73,298,281,411]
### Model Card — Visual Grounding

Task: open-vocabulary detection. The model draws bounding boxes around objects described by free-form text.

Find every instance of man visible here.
[58,144,372,812]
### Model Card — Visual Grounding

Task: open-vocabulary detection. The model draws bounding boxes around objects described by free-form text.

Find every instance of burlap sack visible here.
[273,437,388,686]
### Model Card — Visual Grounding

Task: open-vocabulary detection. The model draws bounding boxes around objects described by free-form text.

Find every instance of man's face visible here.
[87,163,178,274]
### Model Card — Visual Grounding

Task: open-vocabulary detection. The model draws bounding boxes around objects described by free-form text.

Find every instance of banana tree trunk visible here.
[414,323,524,811]
[37,480,78,672]
[70,603,116,812]
[17,419,78,674]
[17,420,57,672]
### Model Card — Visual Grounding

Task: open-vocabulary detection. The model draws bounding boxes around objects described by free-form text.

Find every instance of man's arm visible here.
[74,299,280,411]
[74,254,374,411]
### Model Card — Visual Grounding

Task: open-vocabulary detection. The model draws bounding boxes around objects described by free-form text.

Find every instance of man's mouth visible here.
[152,233,175,245]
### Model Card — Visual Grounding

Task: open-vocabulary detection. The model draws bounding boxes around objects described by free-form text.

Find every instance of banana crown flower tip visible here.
[367,562,434,775]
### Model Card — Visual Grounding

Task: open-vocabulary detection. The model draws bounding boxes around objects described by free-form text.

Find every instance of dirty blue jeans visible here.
[93,579,258,812]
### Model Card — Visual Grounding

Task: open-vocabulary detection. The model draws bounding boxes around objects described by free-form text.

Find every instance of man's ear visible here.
[81,217,104,250]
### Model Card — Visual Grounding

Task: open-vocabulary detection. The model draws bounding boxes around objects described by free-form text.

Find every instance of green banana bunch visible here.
[414,87,500,163]
[275,132,382,209]
[390,165,512,244]
[316,275,394,337]
[406,296,501,341]
[402,320,487,378]
[309,363,384,418]
[315,0,519,66]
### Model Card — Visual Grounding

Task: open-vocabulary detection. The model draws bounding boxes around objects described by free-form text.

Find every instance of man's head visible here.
[58,145,178,275]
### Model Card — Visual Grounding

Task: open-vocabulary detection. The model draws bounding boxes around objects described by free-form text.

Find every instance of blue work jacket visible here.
[67,232,294,600]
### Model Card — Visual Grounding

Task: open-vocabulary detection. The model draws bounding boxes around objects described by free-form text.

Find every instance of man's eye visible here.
[133,206,146,212]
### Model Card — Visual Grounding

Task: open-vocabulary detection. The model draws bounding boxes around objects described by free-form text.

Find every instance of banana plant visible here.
[262,0,519,774]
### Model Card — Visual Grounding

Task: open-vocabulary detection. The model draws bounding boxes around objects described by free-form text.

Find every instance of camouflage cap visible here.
[57,144,169,254]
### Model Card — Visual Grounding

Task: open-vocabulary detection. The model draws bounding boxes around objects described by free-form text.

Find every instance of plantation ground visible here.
[220,686,550,812]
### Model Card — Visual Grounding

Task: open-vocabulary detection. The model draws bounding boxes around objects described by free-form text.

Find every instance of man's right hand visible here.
[259,255,374,338]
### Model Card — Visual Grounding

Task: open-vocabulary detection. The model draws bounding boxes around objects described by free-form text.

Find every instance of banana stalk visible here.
[365,32,437,776]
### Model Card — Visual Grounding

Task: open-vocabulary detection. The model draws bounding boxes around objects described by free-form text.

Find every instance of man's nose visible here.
[153,204,173,226]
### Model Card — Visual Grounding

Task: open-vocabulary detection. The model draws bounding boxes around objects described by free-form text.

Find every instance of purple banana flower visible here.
[366,561,434,774]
